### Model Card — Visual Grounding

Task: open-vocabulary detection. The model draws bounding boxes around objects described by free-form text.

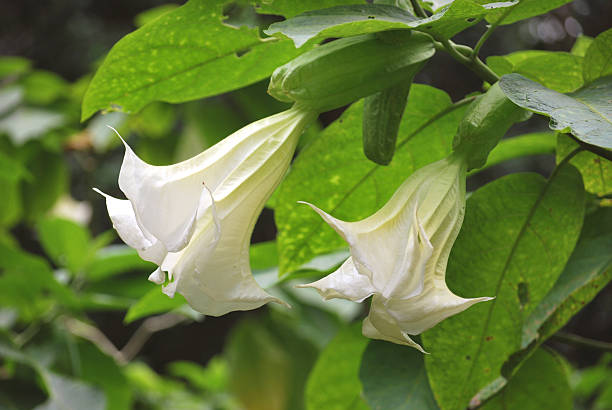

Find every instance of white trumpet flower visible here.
[96,106,315,316]
[298,152,493,351]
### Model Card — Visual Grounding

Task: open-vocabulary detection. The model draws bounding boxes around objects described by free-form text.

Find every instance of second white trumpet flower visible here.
[96,106,315,316]
[298,152,493,352]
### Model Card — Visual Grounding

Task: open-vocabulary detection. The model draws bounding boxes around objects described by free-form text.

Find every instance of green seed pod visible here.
[453,82,531,171]
[268,31,435,112]
[362,78,413,165]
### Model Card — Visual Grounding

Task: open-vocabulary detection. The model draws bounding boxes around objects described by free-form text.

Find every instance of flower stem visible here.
[471,7,514,60]
[409,0,427,18]
[434,39,500,84]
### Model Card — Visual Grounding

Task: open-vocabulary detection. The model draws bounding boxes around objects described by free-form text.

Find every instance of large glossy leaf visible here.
[480,348,572,410]
[422,165,585,410]
[81,0,305,120]
[275,84,469,274]
[124,286,189,324]
[583,28,612,84]
[556,134,611,196]
[38,217,92,274]
[304,324,369,410]
[359,341,439,410]
[265,1,516,48]
[486,0,572,25]
[469,132,555,176]
[488,51,584,93]
[499,74,612,149]
[522,207,612,347]
[254,0,362,18]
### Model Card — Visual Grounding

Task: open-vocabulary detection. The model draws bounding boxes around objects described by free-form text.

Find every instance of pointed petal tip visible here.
[148,267,165,285]
[106,125,128,146]
[271,297,292,309]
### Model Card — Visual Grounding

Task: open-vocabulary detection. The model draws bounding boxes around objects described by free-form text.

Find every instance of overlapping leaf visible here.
[265,1,516,48]
[275,85,469,274]
[422,165,584,410]
[500,73,612,149]
[81,0,306,120]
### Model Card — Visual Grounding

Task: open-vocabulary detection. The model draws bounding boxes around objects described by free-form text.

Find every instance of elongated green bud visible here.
[268,31,434,112]
[362,79,413,165]
[453,83,531,171]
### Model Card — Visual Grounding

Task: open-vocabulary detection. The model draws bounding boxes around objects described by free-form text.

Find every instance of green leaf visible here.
[225,315,318,410]
[486,0,572,25]
[0,56,31,78]
[124,286,189,324]
[0,341,105,410]
[134,4,179,27]
[23,70,68,105]
[480,348,572,410]
[38,218,93,274]
[556,134,611,196]
[265,1,516,48]
[167,358,229,393]
[499,73,612,149]
[81,0,307,120]
[20,149,68,222]
[0,244,78,320]
[584,28,612,84]
[77,342,132,410]
[469,132,555,176]
[275,84,468,274]
[488,51,584,93]
[305,324,369,410]
[359,341,439,410]
[254,0,362,18]
[522,206,612,347]
[422,165,585,410]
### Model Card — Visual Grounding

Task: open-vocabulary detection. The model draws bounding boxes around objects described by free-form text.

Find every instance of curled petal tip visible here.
[148,267,165,284]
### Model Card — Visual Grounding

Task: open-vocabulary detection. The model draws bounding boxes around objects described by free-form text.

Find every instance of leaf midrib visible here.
[456,165,567,408]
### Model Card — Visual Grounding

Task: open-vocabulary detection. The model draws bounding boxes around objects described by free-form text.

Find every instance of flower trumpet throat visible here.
[298,152,493,352]
[96,106,316,316]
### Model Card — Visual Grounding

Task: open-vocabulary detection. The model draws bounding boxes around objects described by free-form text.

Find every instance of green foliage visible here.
[275,85,468,274]
[481,348,572,410]
[583,28,612,84]
[557,134,611,196]
[500,74,612,149]
[266,1,516,47]
[305,324,369,410]
[81,0,307,120]
[488,51,584,92]
[423,164,585,409]
[359,340,439,409]
[486,0,573,25]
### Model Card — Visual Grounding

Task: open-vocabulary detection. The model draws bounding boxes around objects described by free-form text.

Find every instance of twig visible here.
[62,313,187,365]
[409,0,427,18]
[552,332,612,353]
[471,7,514,60]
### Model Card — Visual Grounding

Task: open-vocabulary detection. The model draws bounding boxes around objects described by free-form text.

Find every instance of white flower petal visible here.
[363,296,427,353]
[148,267,165,285]
[93,188,166,265]
[297,257,376,302]
[385,288,494,334]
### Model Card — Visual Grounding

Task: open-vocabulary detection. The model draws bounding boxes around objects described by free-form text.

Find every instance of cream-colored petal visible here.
[93,188,166,265]
[363,296,427,353]
[385,287,494,335]
[297,257,376,302]
[148,267,165,285]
